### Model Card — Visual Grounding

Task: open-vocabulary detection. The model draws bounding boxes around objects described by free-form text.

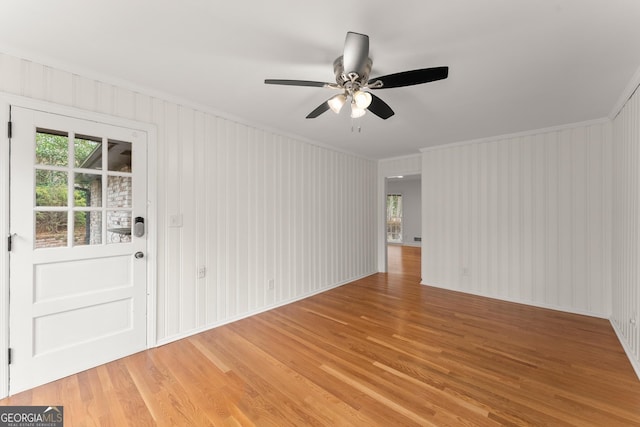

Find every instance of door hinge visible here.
[8,348,11,365]
[7,121,11,139]
[7,234,13,252]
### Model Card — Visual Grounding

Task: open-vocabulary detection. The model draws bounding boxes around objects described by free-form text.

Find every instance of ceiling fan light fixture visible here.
[328,93,347,114]
[353,90,372,109]
[351,102,366,118]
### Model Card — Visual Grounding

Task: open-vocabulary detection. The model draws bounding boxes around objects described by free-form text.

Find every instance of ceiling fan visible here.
[265,31,449,120]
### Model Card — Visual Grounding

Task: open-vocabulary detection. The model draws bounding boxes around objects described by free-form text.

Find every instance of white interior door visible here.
[9,106,148,394]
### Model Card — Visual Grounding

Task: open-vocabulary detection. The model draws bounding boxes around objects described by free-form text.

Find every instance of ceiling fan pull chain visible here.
[350,118,363,133]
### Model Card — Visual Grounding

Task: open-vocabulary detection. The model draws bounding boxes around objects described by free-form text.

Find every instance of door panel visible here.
[9,107,147,394]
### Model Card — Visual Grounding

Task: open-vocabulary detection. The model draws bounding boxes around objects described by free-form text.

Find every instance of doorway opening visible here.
[385,174,421,278]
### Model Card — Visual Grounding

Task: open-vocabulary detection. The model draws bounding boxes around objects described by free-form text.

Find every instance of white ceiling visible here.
[1,0,639,159]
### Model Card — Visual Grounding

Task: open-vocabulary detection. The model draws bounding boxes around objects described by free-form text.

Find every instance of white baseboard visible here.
[610,319,640,381]
[420,282,610,319]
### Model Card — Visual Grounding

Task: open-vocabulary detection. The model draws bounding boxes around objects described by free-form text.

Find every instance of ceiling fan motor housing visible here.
[333,56,372,92]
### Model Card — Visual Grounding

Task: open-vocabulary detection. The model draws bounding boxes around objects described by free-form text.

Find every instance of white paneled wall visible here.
[422,122,613,317]
[612,86,640,375]
[0,53,377,353]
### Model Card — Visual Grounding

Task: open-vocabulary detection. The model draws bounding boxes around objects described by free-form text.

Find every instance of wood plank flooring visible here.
[2,246,640,425]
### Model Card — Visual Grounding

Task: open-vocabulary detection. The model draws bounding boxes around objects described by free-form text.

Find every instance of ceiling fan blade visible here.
[265,79,332,88]
[369,66,449,89]
[367,93,395,119]
[343,32,369,77]
[306,100,331,119]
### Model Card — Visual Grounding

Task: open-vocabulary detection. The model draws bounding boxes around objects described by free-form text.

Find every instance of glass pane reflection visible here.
[75,173,102,208]
[74,211,102,246]
[108,140,132,172]
[35,211,67,248]
[36,170,67,207]
[75,135,102,169]
[107,175,132,208]
[106,211,131,244]
[36,129,68,167]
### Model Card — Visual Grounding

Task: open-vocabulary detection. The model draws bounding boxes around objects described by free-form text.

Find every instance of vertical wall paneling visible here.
[508,139,520,301]
[0,54,22,94]
[72,74,95,112]
[602,125,613,316]
[545,132,559,308]
[572,127,589,311]
[151,98,166,340]
[421,121,613,317]
[49,68,74,106]
[531,134,546,304]
[496,140,509,297]
[520,136,533,303]
[134,92,153,124]
[0,102,10,394]
[0,51,378,392]
[23,61,45,100]
[96,82,114,116]
[164,102,181,336]
[194,110,207,327]
[237,124,249,315]
[246,127,256,310]
[215,117,228,321]
[612,85,640,377]
[179,106,196,331]
[557,129,572,308]
[203,114,215,323]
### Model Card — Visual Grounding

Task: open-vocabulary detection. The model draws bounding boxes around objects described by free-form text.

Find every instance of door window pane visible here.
[75,173,102,208]
[107,211,131,244]
[107,176,132,208]
[74,135,102,169]
[36,129,68,166]
[36,170,67,207]
[36,211,67,248]
[31,130,136,248]
[74,211,102,246]
[108,140,132,172]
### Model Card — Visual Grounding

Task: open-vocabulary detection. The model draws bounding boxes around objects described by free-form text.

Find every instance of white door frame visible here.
[0,94,158,398]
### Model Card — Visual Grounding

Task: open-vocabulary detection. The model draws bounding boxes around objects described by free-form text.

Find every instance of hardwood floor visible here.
[2,246,640,425]
[387,244,421,279]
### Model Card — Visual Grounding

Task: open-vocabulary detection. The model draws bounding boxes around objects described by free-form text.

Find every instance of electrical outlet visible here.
[198,266,206,279]
[268,279,275,290]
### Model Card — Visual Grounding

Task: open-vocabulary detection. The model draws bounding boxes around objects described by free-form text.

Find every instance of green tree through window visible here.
[35,131,100,239]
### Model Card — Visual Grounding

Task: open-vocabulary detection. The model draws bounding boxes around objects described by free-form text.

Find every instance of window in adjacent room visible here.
[386,193,402,243]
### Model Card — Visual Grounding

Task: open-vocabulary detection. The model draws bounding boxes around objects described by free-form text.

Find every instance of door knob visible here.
[134,251,144,259]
